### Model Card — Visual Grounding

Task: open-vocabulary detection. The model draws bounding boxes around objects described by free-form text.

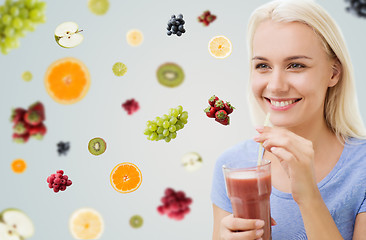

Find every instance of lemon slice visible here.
[208,35,232,59]
[126,29,144,46]
[69,208,104,239]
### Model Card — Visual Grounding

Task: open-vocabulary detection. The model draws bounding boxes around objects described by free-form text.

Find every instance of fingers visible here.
[221,215,265,240]
[271,217,277,226]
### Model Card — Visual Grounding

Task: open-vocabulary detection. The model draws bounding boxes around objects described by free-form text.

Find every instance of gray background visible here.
[0,0,365,239]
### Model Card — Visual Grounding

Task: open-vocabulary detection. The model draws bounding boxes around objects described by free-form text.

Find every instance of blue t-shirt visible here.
[211,138,366,240]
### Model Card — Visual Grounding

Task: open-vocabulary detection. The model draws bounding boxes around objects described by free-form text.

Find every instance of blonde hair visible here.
[246,0,366,141]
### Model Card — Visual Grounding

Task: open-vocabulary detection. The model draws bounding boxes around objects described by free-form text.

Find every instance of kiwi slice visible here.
[156,63,184,88]
[129,215,143,228]
[88,137,106,156]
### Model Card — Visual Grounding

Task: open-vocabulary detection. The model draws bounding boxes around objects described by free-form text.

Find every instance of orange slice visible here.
[45,57,91,104]
[208,35,232,59]
[11,158,27,174]
[110,162,142,193]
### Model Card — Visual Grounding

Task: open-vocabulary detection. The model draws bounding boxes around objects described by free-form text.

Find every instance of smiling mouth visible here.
[264,97,302,107]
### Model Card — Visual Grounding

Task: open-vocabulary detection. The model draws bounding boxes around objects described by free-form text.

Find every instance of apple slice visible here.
[0,209,34,239]
[54,22,84,48]
[181,152,203,172]
[0,222,21,240]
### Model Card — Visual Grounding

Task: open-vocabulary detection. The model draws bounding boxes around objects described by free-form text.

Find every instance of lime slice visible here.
[88,0,109,15]
[112,62,127,77]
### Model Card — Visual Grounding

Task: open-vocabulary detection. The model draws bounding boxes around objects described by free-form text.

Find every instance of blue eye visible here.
[289,63,305,69]
[255,63,269,69]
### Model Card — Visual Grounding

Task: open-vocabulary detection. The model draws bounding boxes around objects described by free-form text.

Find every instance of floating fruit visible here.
[181,152,203,172]
[126,29,143,46]
[110,162,142,193]
[129,215,143,228]
[88,0,109,15]
[45,57,91,104]
[21,71,33,82]
[156,63,184,88]
[208,35,232,59]
[0,208,34,239]
[54,22,84,48]
[88,137,106,156]
[11,159,27,174]
[69,208,104,239]
[112,62,127,77]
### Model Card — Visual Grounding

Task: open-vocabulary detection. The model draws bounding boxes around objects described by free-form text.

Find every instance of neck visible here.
[286,117,343,161]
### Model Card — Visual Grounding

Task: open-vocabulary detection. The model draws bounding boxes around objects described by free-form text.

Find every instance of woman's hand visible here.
[254,126,319,204]
[219,214,269,240]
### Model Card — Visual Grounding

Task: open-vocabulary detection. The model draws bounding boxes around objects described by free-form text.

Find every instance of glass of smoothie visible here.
[223,159,272,240]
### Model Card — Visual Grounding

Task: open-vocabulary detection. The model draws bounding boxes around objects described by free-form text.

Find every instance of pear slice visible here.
[54,22,84,48]
[0,222,21,240]
[0,209,34,239]
[181,152,203,172]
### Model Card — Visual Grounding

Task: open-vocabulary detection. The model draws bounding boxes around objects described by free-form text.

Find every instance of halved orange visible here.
[45,57,91,104]
[110,162,142,193]
[69,208,104,239]
[11,158,27,174]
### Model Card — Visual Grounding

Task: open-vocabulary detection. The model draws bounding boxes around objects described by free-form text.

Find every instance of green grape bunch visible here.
[144,105,189,142]
[0,0,46,55]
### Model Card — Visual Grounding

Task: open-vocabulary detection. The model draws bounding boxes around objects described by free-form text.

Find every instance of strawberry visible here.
[215,109,228,120]
[13,132,30,143]
[24,110,42,126]
[13,121,30,135]
[215,115,230,126]
[29,123,47,140]
[214,99,225,111]
[203,10,211,17]
[203,20,209,26]
[28,101,45,121]
[209,95,219,106]
[207,15,216,23]
[204,106,216,118]
[224,102,235,115]
[10,108,26,124]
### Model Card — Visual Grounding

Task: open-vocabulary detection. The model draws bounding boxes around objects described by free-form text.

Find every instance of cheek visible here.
[251,73,265,98]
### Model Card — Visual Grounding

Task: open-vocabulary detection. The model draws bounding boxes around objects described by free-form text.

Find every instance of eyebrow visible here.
[252,55,313,61]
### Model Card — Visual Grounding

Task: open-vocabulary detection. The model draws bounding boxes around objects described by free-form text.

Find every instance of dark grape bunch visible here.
[0,0,47,55]
[166,14,186,37]
[46,170,72,193]
[57,141,70,156]
[157,188,193,221]
[345,0,366,18]
[144,105,188,142]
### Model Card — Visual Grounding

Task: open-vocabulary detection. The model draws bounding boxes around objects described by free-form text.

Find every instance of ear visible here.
[328,59,341,87]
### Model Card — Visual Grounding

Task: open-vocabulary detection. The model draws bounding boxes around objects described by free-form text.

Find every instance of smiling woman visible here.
[211,0,366,240]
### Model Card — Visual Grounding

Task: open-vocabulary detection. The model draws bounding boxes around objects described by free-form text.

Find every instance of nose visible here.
[266,69,289,93]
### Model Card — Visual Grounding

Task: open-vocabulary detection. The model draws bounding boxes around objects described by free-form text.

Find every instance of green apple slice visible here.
[0,209,34,238]
[181,152,203,172]
[54,22,84,48]
[0,222,21,240]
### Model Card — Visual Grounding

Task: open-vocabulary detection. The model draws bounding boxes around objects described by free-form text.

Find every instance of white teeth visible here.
[270,99,296,107]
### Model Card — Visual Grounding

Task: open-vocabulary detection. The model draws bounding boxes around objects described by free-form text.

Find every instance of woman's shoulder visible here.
[342,137,366,171]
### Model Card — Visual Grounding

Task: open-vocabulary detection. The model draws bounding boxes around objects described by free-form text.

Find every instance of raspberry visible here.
[157,187,193,220]
[47,170,72,193]
[122,99,140,115]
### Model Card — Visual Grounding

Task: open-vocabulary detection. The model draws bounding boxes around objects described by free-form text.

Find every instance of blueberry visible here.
[172,25,177,31]
[177,31,182,36]
[167,31,172,36]
[167,25,171,30]
[177,14,183,19]
[175,20,180,25]
[180,19,185,25]
[181,28,186,33]
[178,25,184,31]
[167,22,172,27]
[171,15,176,19]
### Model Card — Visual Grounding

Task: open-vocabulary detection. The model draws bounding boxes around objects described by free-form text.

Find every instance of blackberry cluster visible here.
[46,170,72,193]
[345,0,366,18]
[166,14,186,37]
[157,188,192,221]
[122,98,140,115]
[57,141,70,156]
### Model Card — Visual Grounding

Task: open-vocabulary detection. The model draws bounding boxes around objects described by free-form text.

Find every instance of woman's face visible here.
[251,20,340,129]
